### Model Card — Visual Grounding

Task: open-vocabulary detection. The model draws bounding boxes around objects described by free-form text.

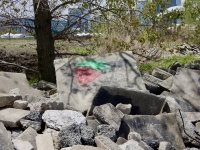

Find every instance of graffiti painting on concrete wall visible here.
[75,58,110,85]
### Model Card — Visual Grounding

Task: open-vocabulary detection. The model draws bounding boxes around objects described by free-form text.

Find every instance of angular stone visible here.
[161,92,197,112]
[20,119,41,131]
[54,51,146,112]
[16,127,38,150]
[152,67,172,80]
[59,123,94,148]
[13,100,28,109]
[12,139,33,150]
[0,93,22,108]
[169,68,200,111]
[11,128,23,140]
[9,88,21,96]
[36,133,54,150]
[93,103,124,130]
[42,110,86,130]
[0,108,30,127]
[95,135,122,150]
[143,73,163,85]
[119,139,148,150]
[0,73,43,98]
[25,110,42,122]
[87,119,100,136]
[37,80,56,91]
[121,113,185,149]
[127,132,153,150]
[0,122,14,150]
[97,124,117,141]
[116,137,127,145]
[70,145,106,150]
[158,141,176,150]
[88,86,165,116]
[43,128,60,150]
[158,76,173,90]
[116,103,132,115]
[176,112,200,146]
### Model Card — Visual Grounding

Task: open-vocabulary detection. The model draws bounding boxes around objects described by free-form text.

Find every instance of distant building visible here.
[68,8,90,32]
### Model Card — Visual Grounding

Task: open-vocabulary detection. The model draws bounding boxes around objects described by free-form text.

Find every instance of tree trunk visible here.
[33,0,56,83]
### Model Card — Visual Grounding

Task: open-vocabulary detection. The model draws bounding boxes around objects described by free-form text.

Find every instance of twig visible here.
[178,109,200,144]
[0,60,38,73]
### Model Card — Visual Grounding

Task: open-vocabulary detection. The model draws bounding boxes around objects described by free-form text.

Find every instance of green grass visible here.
[69,46,89,54]
[138,53,200,73]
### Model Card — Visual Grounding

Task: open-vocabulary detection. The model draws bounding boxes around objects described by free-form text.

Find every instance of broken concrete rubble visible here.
[0,108,30,127]
[42,110,86,130]
[0,122,14,150]
[0,93,22,108]
[93,103,124,130]
[121,113,185,149]
[36,133,54,150]
[88,86,165,116]
[54,51,146,112]
[0,72,43,98]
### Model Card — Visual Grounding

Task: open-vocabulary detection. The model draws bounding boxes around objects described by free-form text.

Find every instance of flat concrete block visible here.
[121,113,185,149]
[88,86,165,116]
[0,108,30,127]
[95,135,122,150]
[0,122,14,150]
[12,139,33,150]
[13,100,28,109]
[71,145,106,150]
[36,133,54,150]
[17,127,38,150]
[170,68,200,111]
[54,51,146,112]
[0,93,22,108]
[0,75,43,98]
[152,67,172,80]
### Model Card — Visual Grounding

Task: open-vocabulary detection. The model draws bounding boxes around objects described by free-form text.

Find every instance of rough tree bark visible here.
[33,0,56,83]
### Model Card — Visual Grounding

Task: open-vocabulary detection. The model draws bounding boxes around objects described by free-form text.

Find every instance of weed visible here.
[138,53,200,73]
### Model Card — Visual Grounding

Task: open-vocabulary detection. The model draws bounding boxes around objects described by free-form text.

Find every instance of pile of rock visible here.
[1,51,200,150]
[178,43,200,55]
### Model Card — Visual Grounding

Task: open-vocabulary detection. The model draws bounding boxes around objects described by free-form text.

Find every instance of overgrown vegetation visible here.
[139,53,200,73]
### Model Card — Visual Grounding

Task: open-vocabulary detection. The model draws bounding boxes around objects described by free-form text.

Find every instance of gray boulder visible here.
[59,123,95,148]
[116,103,132,115]
[42,110,86,130]
[12,139,33,150]
[0,108,30,127]
[25,110,42,122]
[20,119,41,131]
[0,122,14,150]
[13,100,28,109]
[97,124,117,141]
[16,127,38,150]
[93,103,124,131]
[0,93,22,108]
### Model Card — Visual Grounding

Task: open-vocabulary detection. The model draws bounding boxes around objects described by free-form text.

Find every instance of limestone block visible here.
[93,103,124,130]
[17,127,38,150]
[12,139,33,150]
[0,93,22,108]
[0,122,14,150]
[95,135,122,150]
[36,133,54,150]
[13,100,28,109]
[0,108,30,127]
